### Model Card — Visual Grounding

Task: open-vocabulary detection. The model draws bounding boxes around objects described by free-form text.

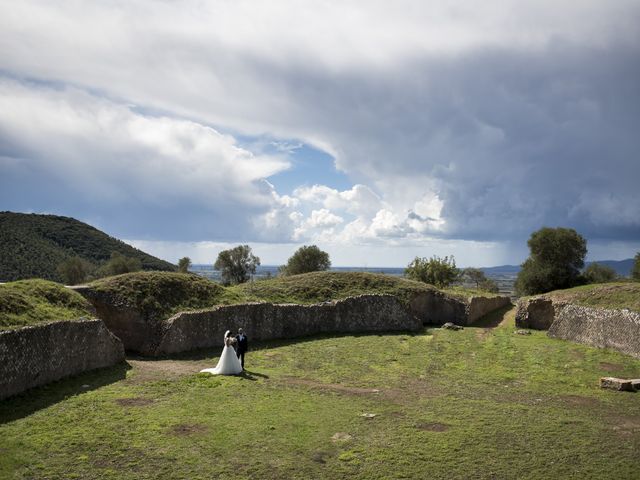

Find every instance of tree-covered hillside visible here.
[0,212,176,282]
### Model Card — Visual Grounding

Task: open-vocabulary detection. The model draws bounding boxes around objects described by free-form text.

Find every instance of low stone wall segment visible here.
[0,319,125,400]
[409,291,511,326]
[467,296,512,324]
[72,287,167,354]
[548,304,640,359]
[515,296,557,330]
[156,294,421,356]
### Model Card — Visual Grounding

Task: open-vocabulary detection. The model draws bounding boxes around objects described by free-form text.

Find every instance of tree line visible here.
[206,228,640,295]
[58,226,640,294]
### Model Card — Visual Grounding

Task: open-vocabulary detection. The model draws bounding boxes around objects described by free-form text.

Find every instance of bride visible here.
[200,330,243,375]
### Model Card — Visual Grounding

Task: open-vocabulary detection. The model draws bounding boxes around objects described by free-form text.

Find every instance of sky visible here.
[1,1,639,267]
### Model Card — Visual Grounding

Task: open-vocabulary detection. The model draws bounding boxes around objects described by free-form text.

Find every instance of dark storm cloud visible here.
[0,0,639,260]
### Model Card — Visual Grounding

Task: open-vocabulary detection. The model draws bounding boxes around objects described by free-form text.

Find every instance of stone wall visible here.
[548,304,640,359]
[409,291,511,326]
[467,296,513,324]
[155,294,420,356]
[73,287,166,354]
[75,285,511,356]
[409,291,466,325]
[0,319,125,400]
[515,296,557,330]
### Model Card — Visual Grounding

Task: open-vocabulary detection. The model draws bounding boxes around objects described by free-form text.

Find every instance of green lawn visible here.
[2,309,639,479]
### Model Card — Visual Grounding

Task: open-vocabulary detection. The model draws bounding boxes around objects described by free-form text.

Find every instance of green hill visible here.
[0,212,176,282]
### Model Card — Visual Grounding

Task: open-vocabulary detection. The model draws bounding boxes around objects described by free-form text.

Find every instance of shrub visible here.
[98,252,143,277]
[633,252,640,281]
[583,263,617,284]
[280,245,331,276]
[405,255,459,288]
[478,278,500,293]
[56,256,93,285]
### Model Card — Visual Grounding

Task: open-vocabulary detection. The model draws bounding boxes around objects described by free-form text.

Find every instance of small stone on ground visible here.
[360,413,377,418]
[442,322,463,330]
[331,432,353,442]
[515,330,531,335]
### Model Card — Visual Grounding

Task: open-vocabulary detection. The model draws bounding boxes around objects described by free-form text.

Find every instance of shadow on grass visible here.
[239,369,269,381]
[0,361,131,424]
[470,304,514,329]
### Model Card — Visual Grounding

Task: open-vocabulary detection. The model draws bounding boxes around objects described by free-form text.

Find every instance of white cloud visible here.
[1,1,639,264]
[0,79,290,239]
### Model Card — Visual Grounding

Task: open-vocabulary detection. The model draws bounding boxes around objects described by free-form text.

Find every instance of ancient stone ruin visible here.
[516,296,640,359]
[0,319,125,400]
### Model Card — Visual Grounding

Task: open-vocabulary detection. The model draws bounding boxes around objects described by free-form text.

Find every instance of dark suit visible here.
[235,333,248,368]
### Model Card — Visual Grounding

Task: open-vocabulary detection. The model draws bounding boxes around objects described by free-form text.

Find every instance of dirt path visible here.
[474,305,515,340]
[126,358,213,383]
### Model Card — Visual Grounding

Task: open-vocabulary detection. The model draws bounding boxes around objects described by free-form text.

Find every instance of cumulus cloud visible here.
[0,79,290,240]
[1,0,639,263]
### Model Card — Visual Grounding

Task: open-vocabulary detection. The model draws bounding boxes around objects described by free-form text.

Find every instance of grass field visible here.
[2,308,639,479]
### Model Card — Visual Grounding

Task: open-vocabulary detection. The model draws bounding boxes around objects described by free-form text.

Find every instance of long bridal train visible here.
[200,330,243,375]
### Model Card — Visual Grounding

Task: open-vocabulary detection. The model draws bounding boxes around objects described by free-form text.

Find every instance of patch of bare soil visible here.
[474,307,515,340]
[311,450,333,464]
[115,397,155,407]
[281,377,381,396]
[599,362,625,373]
[126,359,211,384]
[610,416,640,438]
[557,394,602,408]
[569,350,586,360]
[169,423,209,436]
[415,422,449,432]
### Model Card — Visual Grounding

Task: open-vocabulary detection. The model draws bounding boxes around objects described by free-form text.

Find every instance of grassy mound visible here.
[0,279,94,330]
[84,270,504,323]
[543,282,640,312]
[231,271,439,304]
[89,271,243,319]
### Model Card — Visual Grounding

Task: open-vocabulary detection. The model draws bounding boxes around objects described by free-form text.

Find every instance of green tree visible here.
[632,252,640,281]
[463,268,486,289]
[214,245,260,285]
[583,263,616,284]
[405,255,459,288]
[56,256,93,285]
[177,257,192,273]
[479,278,500,293]
[99,252,143,277]
[280,245,331,276]
[515,227,587,296]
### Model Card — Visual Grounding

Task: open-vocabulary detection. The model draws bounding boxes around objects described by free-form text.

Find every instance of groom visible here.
[235,328,248,369]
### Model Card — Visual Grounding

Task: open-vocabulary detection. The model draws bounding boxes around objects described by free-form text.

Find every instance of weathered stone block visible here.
[600,377,635,392]
[515,297,556,330]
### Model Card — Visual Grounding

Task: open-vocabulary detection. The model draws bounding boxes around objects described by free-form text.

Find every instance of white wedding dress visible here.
[200,331,243,375]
